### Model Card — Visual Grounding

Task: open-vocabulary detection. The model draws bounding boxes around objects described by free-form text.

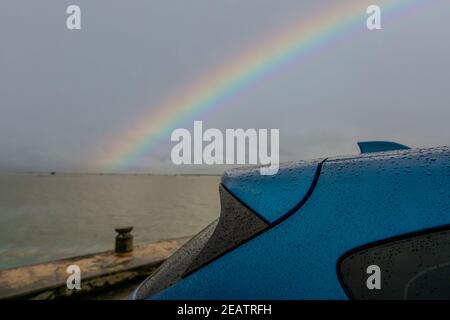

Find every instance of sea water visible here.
[0,173,220,270]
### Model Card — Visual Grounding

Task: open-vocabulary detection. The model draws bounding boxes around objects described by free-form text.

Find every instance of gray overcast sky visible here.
[0,0,449,173]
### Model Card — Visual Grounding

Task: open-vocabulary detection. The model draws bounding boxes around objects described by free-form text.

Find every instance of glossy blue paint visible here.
[357,141,410,154]
[222,160,321,224]
[152,147,450,299]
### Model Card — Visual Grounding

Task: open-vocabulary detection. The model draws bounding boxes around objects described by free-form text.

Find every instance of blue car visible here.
[133,142,450,300]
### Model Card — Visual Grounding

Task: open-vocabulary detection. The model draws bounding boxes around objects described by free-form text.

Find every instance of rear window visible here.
[339,227,450,300]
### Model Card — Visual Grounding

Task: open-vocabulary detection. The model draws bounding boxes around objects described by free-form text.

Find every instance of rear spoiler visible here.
[357,141,410,154]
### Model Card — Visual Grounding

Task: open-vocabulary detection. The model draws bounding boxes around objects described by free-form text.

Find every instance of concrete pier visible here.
[0,237,190,300]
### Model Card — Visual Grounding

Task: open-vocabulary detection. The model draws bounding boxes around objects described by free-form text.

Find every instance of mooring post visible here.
[115,226,134,254]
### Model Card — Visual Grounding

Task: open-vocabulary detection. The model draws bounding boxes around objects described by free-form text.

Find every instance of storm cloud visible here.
[0,0,449,173]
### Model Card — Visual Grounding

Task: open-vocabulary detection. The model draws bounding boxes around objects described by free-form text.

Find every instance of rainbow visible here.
[101,0,423,170]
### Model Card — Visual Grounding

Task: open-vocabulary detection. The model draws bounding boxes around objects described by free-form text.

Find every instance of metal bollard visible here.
[115,226,134,254]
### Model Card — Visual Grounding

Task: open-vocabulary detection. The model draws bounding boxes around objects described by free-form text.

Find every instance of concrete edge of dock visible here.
[0,236,191,300]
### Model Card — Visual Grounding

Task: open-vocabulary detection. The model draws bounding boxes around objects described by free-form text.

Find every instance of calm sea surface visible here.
[0,174,220,270]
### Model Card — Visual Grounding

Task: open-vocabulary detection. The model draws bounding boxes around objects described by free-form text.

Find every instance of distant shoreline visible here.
[0,172,222,177]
